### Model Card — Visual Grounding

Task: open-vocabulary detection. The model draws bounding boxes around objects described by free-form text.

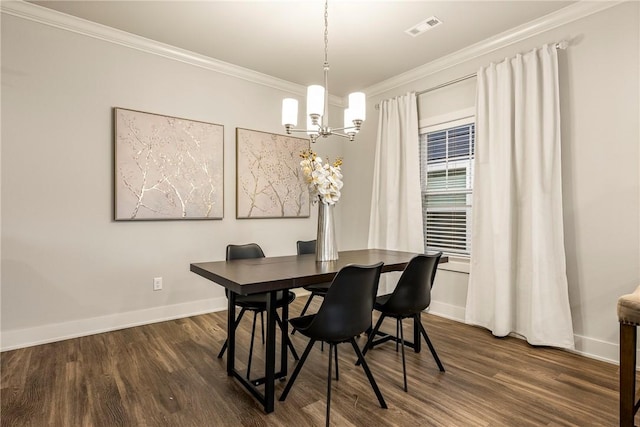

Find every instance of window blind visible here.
[419,123,475,256]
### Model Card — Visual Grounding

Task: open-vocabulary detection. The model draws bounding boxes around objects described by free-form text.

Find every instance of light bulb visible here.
[344,108,358,133]
[282,98,298,126]
[348,92,366,121]
[307,115,319,137]
[307,85,325,117]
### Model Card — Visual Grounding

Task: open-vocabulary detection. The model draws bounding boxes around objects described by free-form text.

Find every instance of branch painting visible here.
[114,108,223,220]
[236,128,310,219]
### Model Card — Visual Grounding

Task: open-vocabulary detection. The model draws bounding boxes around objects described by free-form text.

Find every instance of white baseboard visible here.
[1,297,625,366]
[570,333,619,365]
[0,297,227,352]
[428,300,467,323]
[427,301,622,365]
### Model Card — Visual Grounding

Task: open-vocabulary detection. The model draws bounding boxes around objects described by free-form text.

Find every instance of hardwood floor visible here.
[1,298,625,426]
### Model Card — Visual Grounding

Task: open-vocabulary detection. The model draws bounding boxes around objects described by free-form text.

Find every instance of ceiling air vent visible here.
[404,16,442,37]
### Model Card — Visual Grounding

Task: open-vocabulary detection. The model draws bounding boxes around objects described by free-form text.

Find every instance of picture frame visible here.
[114,107,224,220]
[236,128,310,219]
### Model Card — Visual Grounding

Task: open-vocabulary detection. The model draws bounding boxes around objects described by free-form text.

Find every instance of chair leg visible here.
[358,314,386,365]
[396,319,400,352]
[362,315,386,356]
[620,322,637,427]
[334,344,339,381]
[350,338,387,409]
[218,308,247,358]
[280,339,316,401]
[246,311,258,380]
[260,311,265,345]
[300,293,316,317]
[275,312,300,360]
[416,314,445,372]
[292,293,316,335]
[326,343,334,427]
[399,318,408,392]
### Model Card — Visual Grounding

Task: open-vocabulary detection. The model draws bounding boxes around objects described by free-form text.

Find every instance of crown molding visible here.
[364,0,625,97]
[0,0,350,105]
[2,0,620,105]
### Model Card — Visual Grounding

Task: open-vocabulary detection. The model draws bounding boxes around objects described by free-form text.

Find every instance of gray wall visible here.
[341,1,640,362]
[0,7,343,349]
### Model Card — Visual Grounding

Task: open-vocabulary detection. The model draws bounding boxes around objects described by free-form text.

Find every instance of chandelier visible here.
[281,0,366,143]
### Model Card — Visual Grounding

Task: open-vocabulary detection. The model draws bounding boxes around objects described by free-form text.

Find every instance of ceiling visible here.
[29,0,575,96]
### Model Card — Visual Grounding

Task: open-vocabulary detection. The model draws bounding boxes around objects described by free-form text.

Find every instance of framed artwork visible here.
[114,107,224,220]
[236,128,310,219]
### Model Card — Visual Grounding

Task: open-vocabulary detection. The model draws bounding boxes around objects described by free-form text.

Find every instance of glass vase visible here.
[316,202,338,261]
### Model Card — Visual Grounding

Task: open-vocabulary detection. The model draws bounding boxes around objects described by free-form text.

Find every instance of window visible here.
[419,117,475,256]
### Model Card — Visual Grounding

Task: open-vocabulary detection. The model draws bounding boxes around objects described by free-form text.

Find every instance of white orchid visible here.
[300,150,343,205]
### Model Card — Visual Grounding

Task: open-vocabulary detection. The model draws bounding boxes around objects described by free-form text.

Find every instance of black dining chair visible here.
[280,262,387,427]
[294,239,332,320]
[360,253,444,392]
[217,243,299,380]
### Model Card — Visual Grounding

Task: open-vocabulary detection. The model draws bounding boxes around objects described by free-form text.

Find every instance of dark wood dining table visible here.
[190,248,446,413]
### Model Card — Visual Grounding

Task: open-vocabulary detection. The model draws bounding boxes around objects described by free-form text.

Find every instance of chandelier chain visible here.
[323,0,329,68]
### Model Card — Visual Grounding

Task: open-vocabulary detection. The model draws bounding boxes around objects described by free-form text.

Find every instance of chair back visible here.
[305,262,383,342]
[226,243,265,261]
[382,253,442,315]
[296,240,316,255]
[225,243,266,299]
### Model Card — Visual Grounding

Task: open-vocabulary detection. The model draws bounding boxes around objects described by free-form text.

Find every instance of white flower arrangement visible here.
[300,149,343,205]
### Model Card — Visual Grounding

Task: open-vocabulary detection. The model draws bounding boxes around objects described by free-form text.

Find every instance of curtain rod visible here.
[374,40,568,110]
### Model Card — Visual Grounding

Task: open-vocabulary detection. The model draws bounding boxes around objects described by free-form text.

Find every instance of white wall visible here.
[0,8,344,350]
[342,1,640,362]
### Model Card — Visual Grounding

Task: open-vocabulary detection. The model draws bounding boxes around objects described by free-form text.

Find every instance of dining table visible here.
[189,248,446,413]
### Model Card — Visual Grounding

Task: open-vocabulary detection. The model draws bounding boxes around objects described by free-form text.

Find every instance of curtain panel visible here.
[368,93,423,292]
[465,45,575,349]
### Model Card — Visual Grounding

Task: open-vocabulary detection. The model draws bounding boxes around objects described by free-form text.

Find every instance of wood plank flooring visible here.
[1,298,627,426]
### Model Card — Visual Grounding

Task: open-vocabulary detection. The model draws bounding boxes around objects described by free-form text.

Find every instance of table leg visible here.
[281,294,289,377]
[264,291,277,413]
[227,291,237,375]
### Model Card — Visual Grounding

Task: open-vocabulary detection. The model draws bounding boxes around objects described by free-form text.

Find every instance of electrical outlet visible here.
[153,277,163,291]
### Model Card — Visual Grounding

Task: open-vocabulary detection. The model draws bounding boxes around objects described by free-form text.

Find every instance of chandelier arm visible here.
[331,132,350,138]
[286,129,309,133]
[329,131,356,141]
[285,127,319,134]
[331,125,355,132]
[285,127,354,142]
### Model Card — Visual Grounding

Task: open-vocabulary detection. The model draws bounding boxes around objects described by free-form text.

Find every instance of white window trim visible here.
[419,107,475,131]
[438,256,470,274]
[420,108,476,259]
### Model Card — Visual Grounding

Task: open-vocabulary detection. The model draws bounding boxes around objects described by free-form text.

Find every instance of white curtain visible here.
[368,93,423,293]
[465,45,575,349]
